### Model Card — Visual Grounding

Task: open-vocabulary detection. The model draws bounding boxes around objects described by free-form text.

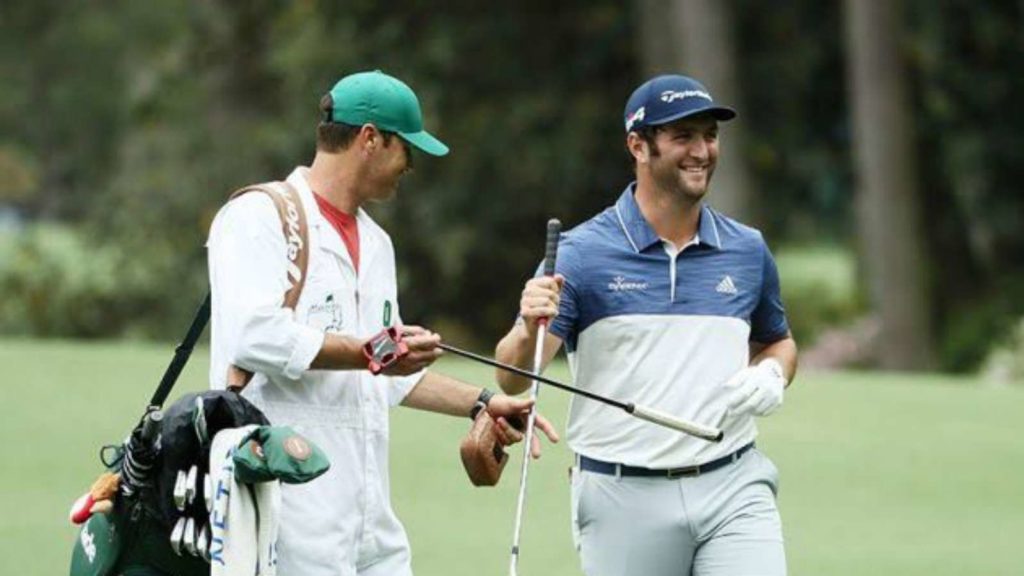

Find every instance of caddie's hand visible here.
[485,395,560,459]
[381,325,442,376]
[519,274,565,338]
[723,358,786,417]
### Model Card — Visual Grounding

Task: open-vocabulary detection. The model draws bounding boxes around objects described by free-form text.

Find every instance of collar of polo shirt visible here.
[613,183,723,253]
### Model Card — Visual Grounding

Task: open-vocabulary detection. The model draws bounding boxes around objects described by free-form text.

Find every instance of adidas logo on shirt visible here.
[716,275,738,295]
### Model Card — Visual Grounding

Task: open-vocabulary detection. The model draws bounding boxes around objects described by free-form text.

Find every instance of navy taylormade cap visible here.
[623,75,736,132]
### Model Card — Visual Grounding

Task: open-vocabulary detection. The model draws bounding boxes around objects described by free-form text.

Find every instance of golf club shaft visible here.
[508,320,546,576]
[438,343,723,442]
[509,218,561,576]
[438,343,627,410]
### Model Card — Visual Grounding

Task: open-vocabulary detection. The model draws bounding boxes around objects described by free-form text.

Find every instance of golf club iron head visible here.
[193,396,208,444]
[173,470,188,512]
[170,516,187,556]
[204,473,213,513]
[184,465,198,507]
[183,517,197,556]
[197,521,210,562]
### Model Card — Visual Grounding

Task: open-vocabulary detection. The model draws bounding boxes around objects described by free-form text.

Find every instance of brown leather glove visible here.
[459,411,508,486]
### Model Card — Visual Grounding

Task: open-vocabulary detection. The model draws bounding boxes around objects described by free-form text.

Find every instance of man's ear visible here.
[359,124,380,154]
[627,132,649,164]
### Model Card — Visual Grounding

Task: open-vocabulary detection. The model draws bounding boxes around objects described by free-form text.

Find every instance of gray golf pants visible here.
[571,448,785,576]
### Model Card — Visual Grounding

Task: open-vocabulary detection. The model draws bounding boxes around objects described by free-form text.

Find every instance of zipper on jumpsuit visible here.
[346,246,371,558]
[342,222,375,562]
[322,218,370,560]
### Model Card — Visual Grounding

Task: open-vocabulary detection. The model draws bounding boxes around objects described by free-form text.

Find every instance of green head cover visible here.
[328,70,449,157]
[69,513,121,576]
[234,426,330,484]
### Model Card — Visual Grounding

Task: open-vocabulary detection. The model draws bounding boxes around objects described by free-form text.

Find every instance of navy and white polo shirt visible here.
[547,184,789,468]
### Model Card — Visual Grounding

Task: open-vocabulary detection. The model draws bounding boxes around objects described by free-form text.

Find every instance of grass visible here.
[3,337,1023,575]
[775,244,858,305]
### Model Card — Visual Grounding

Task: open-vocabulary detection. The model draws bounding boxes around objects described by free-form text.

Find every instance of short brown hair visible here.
[633,125,661,152]
[316,94,361,152]
[315,93,406,155]
[627,125,662,169]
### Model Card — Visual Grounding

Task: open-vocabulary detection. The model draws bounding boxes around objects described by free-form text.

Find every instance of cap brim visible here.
[399,130,449,157]
[655,105,737,126]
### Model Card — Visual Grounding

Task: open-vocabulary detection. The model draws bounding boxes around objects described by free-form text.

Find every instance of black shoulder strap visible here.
[149,293,210,409]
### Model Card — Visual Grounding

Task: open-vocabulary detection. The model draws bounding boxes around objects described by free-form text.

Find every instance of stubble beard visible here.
[652,160,714,205]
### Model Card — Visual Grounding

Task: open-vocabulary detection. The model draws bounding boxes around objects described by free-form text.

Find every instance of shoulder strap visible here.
[148,293,211,409]
[226,181,310,391]
[229,181,309,308]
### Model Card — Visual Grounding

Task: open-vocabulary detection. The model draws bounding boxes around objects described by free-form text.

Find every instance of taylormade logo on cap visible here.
[660,89,712,103]
[624,74,736,132]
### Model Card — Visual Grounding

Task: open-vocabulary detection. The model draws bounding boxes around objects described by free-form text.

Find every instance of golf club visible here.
[509,219,561,576]
[439,343,724,443]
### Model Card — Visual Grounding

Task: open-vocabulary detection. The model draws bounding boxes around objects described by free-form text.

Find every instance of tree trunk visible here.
[636,0,755,223]
[844,0,935,370]
[635,0,676,76]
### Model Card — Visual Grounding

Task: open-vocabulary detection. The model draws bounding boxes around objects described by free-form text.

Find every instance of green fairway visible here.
[3,337,1022,575]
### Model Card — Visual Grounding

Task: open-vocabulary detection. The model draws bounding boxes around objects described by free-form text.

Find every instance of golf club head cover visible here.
[69,471,121,524]
[363,326,409,375]
[459,411,508,487]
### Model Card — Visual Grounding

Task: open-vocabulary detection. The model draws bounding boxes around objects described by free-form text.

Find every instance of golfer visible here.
[207,70,557,576]
[496,74,798,576]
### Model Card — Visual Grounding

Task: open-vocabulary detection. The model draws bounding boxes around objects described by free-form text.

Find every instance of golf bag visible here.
[71,389,271,576]
[70,182,307,576]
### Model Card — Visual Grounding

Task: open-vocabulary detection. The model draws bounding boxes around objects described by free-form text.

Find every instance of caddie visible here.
[495,74,799,576]
[207,70,558,576]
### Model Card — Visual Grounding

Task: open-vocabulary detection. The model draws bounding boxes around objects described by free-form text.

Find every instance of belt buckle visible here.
[665,465,700,479]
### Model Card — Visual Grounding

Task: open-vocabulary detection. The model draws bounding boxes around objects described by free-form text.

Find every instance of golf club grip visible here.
[542,218,561,277]
[629,404,724,442]
[140,410,164,442]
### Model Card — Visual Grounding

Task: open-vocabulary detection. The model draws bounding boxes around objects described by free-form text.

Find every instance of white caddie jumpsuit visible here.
[207,166,423,576]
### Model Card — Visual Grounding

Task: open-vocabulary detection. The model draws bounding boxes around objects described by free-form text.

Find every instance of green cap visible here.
[233,426,331,485]
[328,70,449,157]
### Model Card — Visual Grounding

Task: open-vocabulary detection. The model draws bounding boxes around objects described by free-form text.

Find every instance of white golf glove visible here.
[724,358,786,417]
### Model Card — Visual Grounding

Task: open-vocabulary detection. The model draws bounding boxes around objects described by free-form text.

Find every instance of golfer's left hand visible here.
[485,395,560,459]
[723,358,786,417]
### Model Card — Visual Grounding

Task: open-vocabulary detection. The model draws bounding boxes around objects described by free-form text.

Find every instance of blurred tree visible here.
[3,0,1021,371]
[732,0,852,242]
[844,0,935,369]
[907,0,1024,370]
[636,0,755,223]
[0,0,128,219]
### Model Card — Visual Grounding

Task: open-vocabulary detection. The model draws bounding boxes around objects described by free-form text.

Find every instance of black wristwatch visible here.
[469,388,495,420]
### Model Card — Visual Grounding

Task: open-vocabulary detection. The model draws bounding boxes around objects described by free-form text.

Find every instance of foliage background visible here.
[2,1,1023,370]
